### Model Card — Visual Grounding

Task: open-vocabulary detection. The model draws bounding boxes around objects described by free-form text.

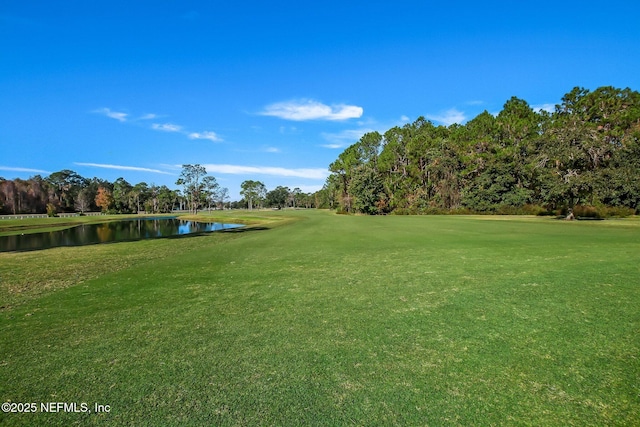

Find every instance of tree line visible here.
[0,170,186,215]
[318,86,640,216]
[0,165,318,215]
[240,180,316,210]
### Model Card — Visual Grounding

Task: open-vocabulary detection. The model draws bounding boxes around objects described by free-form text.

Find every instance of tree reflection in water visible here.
[0,218,243,252]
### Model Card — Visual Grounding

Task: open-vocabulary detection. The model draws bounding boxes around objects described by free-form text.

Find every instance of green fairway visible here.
[1,211,639,425]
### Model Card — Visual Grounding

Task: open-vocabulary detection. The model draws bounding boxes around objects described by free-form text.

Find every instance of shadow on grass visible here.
[138,225,270,240]
[220,226,270,233]
[551,216,605,221]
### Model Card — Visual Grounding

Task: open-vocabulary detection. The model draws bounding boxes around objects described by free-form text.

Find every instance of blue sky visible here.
[2,1,639,199]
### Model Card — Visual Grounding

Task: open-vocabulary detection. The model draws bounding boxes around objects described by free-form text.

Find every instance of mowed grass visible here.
[0,211,639,426]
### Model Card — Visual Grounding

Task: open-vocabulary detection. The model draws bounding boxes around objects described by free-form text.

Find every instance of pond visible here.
[0,217,244,252]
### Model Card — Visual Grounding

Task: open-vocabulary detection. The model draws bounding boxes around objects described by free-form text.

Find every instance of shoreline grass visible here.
[1,211,639,425]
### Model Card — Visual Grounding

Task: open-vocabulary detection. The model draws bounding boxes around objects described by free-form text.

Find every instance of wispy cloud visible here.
[138,113,158,120]
[0,166,51,174]
[198,164,329,180]
[321,115,412,149]
[95,108,223,143]
[260,99,363,121]
[153,123,224,142]
[426,108,466,126]
[74,162,174,175]
[188,131,222,142]
[263,147,280,153]
[94,107,128,122]
[279,126,299,134]
[159,164,182,171]
[321,128,376,149]
[532,103,556,114]
[151,123,183,132]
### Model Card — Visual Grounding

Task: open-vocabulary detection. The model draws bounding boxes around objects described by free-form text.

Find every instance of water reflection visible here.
[0,218,244,252]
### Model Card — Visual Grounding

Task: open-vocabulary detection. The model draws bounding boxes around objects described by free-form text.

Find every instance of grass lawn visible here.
[1,210,639,425]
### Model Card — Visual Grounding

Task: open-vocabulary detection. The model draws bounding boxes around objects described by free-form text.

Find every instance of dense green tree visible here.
[46,170,86,212]
[176,164,208,214]
[324,85,640,215]
[113,177,134,213]
[240,180,267,210]
[316,175,340,209]
[298,192,315,208]
[131,182,149,213]
[458,99,541,211]
[156,185,179,213]
[83,177,111,212]
[348,164,385,214]
[201,175,220,211]
[266,186,290,209]
[329,131,383,212]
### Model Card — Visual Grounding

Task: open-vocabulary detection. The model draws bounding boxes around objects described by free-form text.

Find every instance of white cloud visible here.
[261,99,363,121]
[279,125,299,134]
[0,166,50,174]
[188,131,222,142]
[263,147,280,153]
[138,113,158,120]
[152,123,183,132]
[321,114,412,149]
[74,162,174,175]
[321,128,376,148]
[426,108,466,126]
[94,107,127,122]
[532,103,556,114]
[94,109,225,145]
[198,164,329,180]
[159,164,182,171]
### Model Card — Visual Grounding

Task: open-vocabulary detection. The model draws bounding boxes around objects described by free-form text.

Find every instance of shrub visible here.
[567,205,635,219]
[595,206,635,218]
[46,203,58,217]
[448,207,474,215]
[493,204,548,215]
[573,205,598,218]
[419,207,446,215]
[390,208,410,215]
